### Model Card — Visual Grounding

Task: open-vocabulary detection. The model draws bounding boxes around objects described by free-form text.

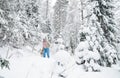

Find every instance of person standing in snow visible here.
[42,38,50,58]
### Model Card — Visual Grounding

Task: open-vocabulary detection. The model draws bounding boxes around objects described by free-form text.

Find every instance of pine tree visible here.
[53,0,68,39]
[92,0,119,66]
[114,0,120,54]
[0,0,12,47]
[0,57,9,69]
[62,0,80,54]
[75,0,119,71]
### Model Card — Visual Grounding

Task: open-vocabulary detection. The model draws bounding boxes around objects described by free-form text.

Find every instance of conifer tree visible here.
[53,0,68,39]
[75,0,119,71]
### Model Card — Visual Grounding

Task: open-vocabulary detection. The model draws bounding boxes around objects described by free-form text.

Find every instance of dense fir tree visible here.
[0,0,49,48]
[0,57,9,69]
[114,0,120,54]
[63,0,80,55]
[53,0,68,39]
[0,0,13,47]
[91,0,119,67]
[75,0,119,71]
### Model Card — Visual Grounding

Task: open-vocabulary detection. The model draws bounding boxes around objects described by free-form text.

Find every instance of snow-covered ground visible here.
[0,56,54,78]
[0,46,120,78]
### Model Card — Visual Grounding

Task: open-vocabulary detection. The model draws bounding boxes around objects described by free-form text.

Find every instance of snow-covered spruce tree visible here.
[0,1,10,69]
[0,0,25,47]
[53,0,68,39]
[18,0,41,46]
[5,0,45,48]
[93,0,117,43]
[114,0,120,55]
[62,0,81,55]
[51,35,65,54]
[75,0,119,71]
[0,0,13,47]
[114,0,120,28]
[0,9,7,46]
[75,27,101,71]
[0,0,53,48]
[92,0,119,66]
[0,57,9,69]
[19,0,53,47]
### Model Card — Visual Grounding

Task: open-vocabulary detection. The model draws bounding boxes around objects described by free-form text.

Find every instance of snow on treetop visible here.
[58,44,65,50]
[56,38,64,44]
[75,41,89,52]
[76,49,100,61]
[0,18,8,24]
[53,50,73,66]
[79,26,89,34]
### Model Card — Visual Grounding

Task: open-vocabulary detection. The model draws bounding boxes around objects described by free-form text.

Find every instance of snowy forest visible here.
[0,0,120,78]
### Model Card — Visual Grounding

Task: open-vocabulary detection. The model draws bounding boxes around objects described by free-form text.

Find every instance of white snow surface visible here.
[0,56,55,78]
[0,47,120,78]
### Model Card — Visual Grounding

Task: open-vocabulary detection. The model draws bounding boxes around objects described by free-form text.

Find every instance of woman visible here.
[42,38,50,58]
